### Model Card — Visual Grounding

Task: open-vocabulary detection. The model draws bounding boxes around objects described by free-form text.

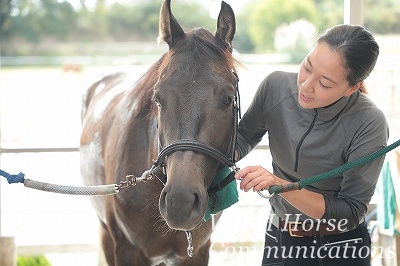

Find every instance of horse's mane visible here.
[133,28,240,118]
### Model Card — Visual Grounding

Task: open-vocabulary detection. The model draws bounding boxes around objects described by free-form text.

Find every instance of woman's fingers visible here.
[234,166,258,180]
[235,166,273,192]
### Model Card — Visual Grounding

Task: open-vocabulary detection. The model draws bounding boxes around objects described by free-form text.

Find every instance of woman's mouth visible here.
[300,93,313,101]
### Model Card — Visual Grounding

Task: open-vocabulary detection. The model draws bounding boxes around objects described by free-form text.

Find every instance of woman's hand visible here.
[235,166,325,219]
[234,166,284,192]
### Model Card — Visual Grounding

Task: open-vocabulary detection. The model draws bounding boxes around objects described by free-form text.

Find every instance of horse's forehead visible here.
[165,53,230,82]
[174,49,222,64]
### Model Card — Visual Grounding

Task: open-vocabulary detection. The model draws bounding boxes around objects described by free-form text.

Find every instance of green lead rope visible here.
[268,139,400,195]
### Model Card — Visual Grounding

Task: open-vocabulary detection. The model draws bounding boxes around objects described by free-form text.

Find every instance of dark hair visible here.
[317,24,379,93]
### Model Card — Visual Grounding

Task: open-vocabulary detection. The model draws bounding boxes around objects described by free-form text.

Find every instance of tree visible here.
[313,0,343,31]
[248,0,319,52]
[39,0,77,40]
[3,0,42,42]
[274,19,317,63]
[234,2,256,53]
[2,0,77,42]
[364,0,400,33]
[107,0,213,41]
[1,0,12,33]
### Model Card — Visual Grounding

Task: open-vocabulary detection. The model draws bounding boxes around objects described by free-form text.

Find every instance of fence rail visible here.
[0,145,269,154]
[17,243,98,255]
[0,147,79,153]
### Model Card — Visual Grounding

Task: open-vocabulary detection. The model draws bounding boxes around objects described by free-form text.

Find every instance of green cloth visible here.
[377,161,400,235]
[204,167,239,221]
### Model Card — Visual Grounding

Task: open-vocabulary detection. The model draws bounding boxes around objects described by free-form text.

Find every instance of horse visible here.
[63,64,82,73]
[80,0,239,265]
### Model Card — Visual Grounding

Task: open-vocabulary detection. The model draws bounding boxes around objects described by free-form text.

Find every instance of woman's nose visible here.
[301,79,314,92]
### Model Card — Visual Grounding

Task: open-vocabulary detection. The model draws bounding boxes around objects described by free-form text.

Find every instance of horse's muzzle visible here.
[159,183,206,231]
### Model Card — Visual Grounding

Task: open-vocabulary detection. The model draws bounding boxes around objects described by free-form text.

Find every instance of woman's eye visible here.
[319,82,329,89]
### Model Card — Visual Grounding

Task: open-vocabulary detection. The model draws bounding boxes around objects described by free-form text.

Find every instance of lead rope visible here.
[2,140,400,196]
[258,138,400,198]
[0,168,154,195]
[2,140,399,258]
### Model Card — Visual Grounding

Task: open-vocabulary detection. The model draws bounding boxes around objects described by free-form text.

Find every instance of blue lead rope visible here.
[0,169,118,195]
[0,169,25,184]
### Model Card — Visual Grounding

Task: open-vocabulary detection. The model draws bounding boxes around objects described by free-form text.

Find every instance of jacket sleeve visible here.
[236,75,270,160]
[322,108,389,229]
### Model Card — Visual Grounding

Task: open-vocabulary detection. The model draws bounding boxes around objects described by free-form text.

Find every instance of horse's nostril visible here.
[192,191,201,213]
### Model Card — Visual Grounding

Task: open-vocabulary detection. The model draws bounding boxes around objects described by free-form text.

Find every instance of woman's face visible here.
[297,42,360,109]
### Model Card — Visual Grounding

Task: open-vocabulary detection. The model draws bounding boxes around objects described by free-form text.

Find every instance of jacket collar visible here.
[313,92,357,122]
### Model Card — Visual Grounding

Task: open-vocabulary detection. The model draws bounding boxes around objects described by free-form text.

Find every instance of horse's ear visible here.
[215,1,236,51]
[158,0,185,48]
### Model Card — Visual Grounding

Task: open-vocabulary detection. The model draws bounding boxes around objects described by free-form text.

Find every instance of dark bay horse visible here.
[80,0,239,265]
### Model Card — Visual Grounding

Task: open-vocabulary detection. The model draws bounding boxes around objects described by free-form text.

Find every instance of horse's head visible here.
[154,0,238,231]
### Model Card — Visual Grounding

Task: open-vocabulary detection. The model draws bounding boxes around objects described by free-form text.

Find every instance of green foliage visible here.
[17,255,51,266]
[364,5,400,33]
[168,1,214,31]
[2,0,213,44]
[4,0,77,42]
[274,19,317,63]
[313,0,343,31]
[105,0,213,41]
[0,0,12,32]
[106,0,160,41]
[234,3,256,53]
[1,0,400,56]
[247,0,319,52]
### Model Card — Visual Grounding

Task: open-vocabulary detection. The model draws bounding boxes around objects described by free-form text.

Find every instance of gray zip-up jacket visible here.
[237,71,388,230]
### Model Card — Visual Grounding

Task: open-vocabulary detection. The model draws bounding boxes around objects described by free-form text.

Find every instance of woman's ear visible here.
[344,81,363,96]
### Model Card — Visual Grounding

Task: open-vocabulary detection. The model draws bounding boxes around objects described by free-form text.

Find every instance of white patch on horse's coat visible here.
[93,81,105,99]
[93,86,123,123]
[93,75,138,123]
[150,254,181,266]
[80,132,107,222]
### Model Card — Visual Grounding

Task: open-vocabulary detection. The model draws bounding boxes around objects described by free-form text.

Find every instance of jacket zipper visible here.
[294,109,318,172]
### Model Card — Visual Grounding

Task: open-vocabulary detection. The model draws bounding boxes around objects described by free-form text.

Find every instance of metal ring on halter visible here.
[257,189,273,199]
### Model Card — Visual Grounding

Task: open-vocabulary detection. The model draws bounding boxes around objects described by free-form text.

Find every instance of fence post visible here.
[0,106,16,266]
[0,236,16,266]
[344,0,364,25]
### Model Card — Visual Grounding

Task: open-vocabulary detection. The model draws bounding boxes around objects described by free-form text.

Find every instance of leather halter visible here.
[151,72,240,195]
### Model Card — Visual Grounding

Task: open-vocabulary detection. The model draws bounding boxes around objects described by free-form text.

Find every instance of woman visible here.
[235,24,388,265]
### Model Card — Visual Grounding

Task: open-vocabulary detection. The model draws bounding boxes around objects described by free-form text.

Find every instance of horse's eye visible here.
[222,96,233,106]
